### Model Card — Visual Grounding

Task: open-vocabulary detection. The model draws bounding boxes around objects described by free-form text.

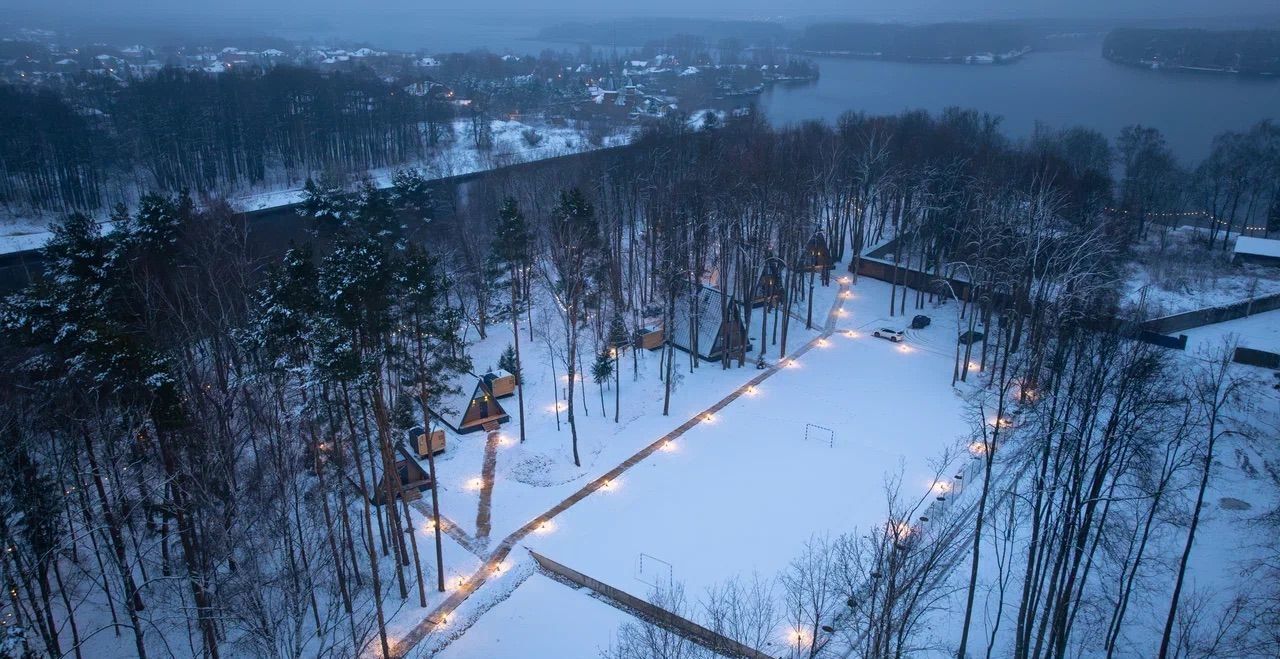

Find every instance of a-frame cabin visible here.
[433,378,510,434]
[670,284,753,361]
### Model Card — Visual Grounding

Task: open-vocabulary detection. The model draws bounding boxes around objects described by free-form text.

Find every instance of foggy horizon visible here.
[5,0,1280,47]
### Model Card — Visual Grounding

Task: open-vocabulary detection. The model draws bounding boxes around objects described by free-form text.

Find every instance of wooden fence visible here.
[527,549,776,659]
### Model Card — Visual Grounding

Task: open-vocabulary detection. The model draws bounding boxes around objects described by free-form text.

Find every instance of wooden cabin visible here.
[409,425,447,458]
[671,284,753,361]
[797,232,834,272]
[750,259,785,307]
[635,327,664,350]
[797,232,834,285]
[432,378,510,434]
[371,445,433,506]
[483,369,518,398]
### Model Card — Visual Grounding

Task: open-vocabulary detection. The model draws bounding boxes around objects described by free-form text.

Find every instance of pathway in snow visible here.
[409,504,486,560]
[386,275,855,658]
[474,430,501,543]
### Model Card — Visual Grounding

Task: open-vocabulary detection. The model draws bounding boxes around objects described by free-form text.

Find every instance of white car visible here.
[873,327,906,343]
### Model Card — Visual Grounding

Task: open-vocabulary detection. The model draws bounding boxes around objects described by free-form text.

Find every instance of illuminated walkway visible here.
[387,276,852,658]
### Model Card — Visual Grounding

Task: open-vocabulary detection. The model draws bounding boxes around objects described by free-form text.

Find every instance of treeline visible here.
[0,66,453,214]
[1103,27,1280,75]
[0,105,1276,657]
[536,18,788,47]
[796,22,1031,59]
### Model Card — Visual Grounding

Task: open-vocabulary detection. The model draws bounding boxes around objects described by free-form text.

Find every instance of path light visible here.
[837,309,848,317]
[600,478,620,492]
[497,433,515,447]
[841,290,852,299]
[899,344,911,353]
[465,477,484,491]
[660,440,678,452]
[534,520,556,534]
[969,441,987,457]
[817,338,830,348]
[703,413,716,423]
[788,627,811,648]
[745,385,759,396]
[840,276,851,284]
[968,361,980,370]
[845,330,858,338]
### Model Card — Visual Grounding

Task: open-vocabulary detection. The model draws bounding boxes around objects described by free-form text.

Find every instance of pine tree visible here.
[498,344,521,384]
[491,197,532,443]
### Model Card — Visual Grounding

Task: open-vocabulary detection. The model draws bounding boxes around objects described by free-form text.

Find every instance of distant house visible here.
[432,377,510,434]
[750,258,785,307]
[1233,236,1280,267]
[670,284,753,361]
[796,231,835,285]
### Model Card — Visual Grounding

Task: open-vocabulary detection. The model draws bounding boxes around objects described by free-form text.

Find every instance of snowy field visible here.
[1180,308,1280,354]
[420,277,975,657]
[432,574,628,659]
[522,280,969,621]
[425,285,839,545]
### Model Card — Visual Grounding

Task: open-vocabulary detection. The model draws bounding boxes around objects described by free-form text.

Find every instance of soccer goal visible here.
[804,423,836,448]
[635,553,674,589]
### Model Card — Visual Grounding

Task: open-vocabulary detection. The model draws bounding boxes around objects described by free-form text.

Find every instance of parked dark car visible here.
[911,315,931,329]
[958,330,985,345]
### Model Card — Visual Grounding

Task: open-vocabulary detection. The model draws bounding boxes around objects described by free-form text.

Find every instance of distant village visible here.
[0,27,819,126]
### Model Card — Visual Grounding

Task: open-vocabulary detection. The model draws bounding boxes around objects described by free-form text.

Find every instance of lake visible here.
[760,44,1280,163]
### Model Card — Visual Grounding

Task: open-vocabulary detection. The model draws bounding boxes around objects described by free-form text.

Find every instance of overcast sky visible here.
[7,0,1278,21]
[5,0,1277,51]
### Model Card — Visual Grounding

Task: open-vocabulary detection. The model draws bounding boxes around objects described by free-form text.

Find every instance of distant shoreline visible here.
[1103,56,1279,79]
[792,47,1031,66]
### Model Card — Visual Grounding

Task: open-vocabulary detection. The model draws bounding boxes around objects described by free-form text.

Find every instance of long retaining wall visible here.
[852,243,1280,368]
[527,549,774,659]
[1139,292,1280,335]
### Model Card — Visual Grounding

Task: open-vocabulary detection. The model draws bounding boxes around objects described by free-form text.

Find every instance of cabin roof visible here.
[670,284,749,359]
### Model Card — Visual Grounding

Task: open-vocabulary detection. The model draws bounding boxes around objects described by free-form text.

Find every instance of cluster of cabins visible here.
[371,232,837,504]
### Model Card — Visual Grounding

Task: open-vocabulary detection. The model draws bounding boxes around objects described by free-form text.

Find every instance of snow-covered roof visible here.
[1234,236,1280,259]
[669,284,750,360]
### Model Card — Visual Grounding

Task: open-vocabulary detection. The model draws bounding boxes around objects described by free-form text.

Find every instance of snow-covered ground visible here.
[1180,308,1280,354]
[427,286,838,545]
[432,574,627,659]
[523,282,969,616]
[0,118,635,256]
[1122,228,1280,317]
[416,276,975,657]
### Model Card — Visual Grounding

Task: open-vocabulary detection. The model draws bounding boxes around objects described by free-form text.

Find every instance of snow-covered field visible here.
[414,277,975,656]
[432,574,627,659]
[524,284,968,612]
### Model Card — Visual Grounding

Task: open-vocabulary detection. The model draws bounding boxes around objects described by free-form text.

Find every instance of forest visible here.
[0,105,1278,658]
[794,22,1031,60]
[1103,28,1280,75]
